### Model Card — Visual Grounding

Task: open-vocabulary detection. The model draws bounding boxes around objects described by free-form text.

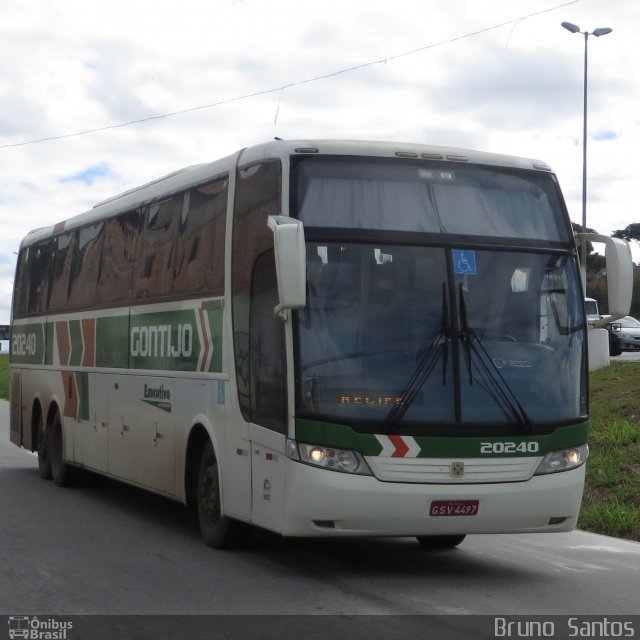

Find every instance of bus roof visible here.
[19,139,554,249]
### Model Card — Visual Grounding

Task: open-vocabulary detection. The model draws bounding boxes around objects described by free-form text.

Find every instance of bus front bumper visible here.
[280,459,586,537]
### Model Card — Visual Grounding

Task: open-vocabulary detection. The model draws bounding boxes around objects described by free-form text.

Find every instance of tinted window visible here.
[47,232,74,312]
[97,210,141,306]
[231,160,284,429]
[294,159,570,242]
[16,240,54,317]
[68,223,104,309]
[173,177,227,297]
[133,198,179,300]
[296,244,586,430]
[14,177,227,316]
[249,250,287,430]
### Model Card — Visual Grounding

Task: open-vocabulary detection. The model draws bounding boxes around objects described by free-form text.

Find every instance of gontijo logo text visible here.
[130,323,193,358]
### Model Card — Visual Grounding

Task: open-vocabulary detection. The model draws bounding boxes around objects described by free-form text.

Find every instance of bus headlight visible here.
[286,439,372,475]
[534,444,589,475]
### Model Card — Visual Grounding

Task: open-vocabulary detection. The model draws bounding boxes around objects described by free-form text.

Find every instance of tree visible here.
[613,223,640,242]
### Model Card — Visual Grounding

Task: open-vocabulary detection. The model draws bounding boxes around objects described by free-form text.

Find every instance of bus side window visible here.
[36,242,55,315]
[19,240,55,316]
[67,223,104,309]
[133,198,179,301]
[97,210,142,306]
[173,177,228,297]
[12,250,27,318]
[47,232,75,313]
[232,160,285,431]
[250,250,287,430]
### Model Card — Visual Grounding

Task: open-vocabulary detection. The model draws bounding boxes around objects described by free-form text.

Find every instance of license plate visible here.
[430,500,479,517]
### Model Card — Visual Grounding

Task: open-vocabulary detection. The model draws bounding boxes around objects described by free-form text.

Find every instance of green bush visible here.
[581,363,640,541]
[0,354,8,401]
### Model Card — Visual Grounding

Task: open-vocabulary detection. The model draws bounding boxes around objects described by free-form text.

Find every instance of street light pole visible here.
[561,22,612,292]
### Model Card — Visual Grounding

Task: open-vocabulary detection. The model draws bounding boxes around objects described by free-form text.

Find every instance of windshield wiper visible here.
[385,283,450,424]
[458,284,533,432]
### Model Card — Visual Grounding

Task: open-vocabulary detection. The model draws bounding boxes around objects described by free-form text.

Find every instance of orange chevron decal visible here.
[374,434,421,457]
[56,322,71,366]
[81,318,96,367]
[198,308,211,372]
[61,371,78,418]
[389,435,409,457]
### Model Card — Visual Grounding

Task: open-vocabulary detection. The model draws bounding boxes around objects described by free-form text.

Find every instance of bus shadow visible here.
[245,529,539,582]
[8,465,546,585]
[7,464,198,540]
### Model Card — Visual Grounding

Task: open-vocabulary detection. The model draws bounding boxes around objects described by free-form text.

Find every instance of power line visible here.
[1,0,580,150]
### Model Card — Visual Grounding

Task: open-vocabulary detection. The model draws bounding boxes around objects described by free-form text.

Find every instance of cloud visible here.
[427,48,599,131]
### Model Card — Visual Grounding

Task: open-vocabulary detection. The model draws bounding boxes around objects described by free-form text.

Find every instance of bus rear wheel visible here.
[197,440,244,549]
[416,534,466,549]
[36,412,52,480]
[50,411,74,487]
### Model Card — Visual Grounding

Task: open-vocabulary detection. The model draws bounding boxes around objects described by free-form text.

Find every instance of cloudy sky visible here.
[1,0,638,327]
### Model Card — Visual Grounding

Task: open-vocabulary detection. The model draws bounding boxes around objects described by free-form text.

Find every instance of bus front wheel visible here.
[197,440,244,549]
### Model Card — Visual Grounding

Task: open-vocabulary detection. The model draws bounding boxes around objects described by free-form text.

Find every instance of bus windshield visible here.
[293,156,585,433]
[296,243,586,431]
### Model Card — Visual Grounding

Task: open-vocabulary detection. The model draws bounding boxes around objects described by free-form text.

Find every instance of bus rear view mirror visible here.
[577,233,633,325]
[268,215,307,320]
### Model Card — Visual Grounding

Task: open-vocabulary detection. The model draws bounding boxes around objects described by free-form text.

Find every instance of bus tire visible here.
[416,534,466,549]
[36,412,52,480]
[197,440,242,549]
[50,411,74,487]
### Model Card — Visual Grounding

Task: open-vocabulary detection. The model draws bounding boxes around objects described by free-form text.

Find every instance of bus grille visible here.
[365,456,542,483]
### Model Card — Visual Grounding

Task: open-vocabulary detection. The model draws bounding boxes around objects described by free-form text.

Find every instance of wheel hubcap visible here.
[201,463,219,521]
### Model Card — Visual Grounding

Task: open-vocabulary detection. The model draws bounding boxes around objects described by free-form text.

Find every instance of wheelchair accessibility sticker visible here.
[453,250,477,275]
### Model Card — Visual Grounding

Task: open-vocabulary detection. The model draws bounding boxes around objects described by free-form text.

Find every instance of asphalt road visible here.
[1,400,638,638]
[612,350,640,362]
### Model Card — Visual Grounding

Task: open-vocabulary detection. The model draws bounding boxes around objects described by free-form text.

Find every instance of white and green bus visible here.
[9,139,631,549]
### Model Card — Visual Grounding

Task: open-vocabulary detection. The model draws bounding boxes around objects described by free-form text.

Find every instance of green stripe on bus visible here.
[129,309,201,371]
[13,309,224,373]
[69,320,83,367]
[127,307,224,373]
[295,418,589,458]
[96,316,130,369]
[45,322,54,365]
[10,323,46,365]
[207,308,223,373]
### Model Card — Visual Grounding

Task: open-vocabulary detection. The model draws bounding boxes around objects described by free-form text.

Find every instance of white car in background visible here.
[612,316,640,351]
[585,297,601,325]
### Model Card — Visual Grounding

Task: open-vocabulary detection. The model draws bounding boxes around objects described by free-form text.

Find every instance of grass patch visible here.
[579,499,640,541]
[0,353,8,401]
[0,352,637,540]
[581,361,640,541]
